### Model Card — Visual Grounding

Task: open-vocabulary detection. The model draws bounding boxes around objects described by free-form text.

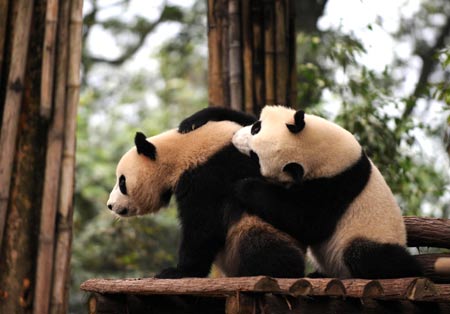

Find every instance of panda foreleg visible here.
[178,107,256,133]
[155,224,224,278]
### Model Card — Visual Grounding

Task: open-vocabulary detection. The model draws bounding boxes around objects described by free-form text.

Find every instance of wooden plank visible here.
[263,0,275,105]
[241,0,253,114]
[415,253,450,283]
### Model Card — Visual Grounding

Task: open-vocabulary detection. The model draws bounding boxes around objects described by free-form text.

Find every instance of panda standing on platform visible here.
[179,106,423,279]
[107,114,305,279]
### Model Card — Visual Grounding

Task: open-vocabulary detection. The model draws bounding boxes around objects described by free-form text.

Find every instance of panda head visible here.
[106,131,175,217]
[232,105,362,184]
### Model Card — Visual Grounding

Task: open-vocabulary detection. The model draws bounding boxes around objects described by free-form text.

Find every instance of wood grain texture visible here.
[404,216,450,249]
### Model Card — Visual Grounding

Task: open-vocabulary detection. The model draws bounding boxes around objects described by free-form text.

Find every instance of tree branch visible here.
[402,14,450,119]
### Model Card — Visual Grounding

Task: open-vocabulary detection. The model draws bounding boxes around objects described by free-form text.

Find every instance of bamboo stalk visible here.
[208,0,224,107]
[274,0,287,105]
[241,0,253,114]
[0,0,34,256]
[57,2,83,311]
[33,7,67,314]
[251,0,264,113]
[287,0,297,106]
[47,1,70,313]
[228,0,242,111]
[0,0,10,86]
[220,0,230,107]
[40,0,59,119]
[263,0,275,105]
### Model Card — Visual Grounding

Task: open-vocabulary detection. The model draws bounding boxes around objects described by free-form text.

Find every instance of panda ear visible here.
[286,110,305,134]
[135,132,156,160]
[283,162,304,184]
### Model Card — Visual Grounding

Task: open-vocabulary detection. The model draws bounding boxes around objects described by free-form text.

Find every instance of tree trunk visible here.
[207,0,297,114]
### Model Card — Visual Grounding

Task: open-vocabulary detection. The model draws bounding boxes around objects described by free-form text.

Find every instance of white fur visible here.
[232,105,407,277]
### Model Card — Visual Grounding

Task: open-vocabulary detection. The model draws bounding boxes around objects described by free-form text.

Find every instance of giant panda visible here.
[107,117,305,279]
[179,106,423,279]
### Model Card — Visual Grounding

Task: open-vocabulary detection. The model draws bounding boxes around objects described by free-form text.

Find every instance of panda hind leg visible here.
[343,238,423,279]
[236,227,305,278]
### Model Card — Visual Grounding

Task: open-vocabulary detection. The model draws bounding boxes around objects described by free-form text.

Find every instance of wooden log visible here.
[376,278,437,301]
[207,0,225,107]
[40,0,59,119]
[0,0,35,257]
[415,254,450,283]
[274,0,288,105]
[241,0,253,114]
[404,216,450,249]
[81,277,281,297]
[251,1,264,113]
[228,0,243,110]
[263,0,275,105]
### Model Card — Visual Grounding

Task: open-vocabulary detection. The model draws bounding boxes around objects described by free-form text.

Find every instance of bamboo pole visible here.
[0,0,9,87]
[33,0,67,310]
[207,0,224,107]
[40,0,59,119]
[274,0,287,105]
[220,0,230,107]
[50,0,83,311]
[251,1,264,113]
[263,0,275,105]
[241,0,253,114]
[228,0,242,111]
[288,0,296,106]
[47,1,70,313]
[0,0,34,256]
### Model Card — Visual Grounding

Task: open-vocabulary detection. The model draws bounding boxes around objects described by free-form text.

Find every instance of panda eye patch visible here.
[251,121,261,135]
[119,175,127,195]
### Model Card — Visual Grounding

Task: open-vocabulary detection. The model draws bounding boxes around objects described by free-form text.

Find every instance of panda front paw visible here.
[178,117,205,134]
[155,267,185,279]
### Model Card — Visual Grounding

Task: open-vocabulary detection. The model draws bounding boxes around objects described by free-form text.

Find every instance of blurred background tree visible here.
[71,0,450,312]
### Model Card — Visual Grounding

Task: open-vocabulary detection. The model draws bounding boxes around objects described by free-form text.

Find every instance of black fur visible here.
[178,107,256,133]
[155,129,305,278]
[343,238,423,279]
[135,132,156,160]
[156,145,305,278]
[282,163,304,183]
[286,110,305,133]
[235,151,372,245]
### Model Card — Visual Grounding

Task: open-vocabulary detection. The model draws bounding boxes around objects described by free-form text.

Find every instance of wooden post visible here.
[207,0,296,114]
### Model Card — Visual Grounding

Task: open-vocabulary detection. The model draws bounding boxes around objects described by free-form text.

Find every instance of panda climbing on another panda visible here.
[179,106,423,279]
[107,116,306,279]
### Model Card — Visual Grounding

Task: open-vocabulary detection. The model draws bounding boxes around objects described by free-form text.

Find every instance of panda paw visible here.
[155,267,185,279]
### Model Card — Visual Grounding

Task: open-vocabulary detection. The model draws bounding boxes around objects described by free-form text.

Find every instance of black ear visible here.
[135,132,156,160]
[282,163,304,184]
[286,110,305,134]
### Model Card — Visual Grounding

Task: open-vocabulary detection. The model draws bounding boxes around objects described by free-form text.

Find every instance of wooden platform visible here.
[81,276,450,313]
[81,217,450,313]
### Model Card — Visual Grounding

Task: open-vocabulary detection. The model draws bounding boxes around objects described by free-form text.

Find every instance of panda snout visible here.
[107,204,113,210]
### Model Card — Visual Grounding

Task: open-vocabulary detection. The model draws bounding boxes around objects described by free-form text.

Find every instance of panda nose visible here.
[107,204,112,210]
